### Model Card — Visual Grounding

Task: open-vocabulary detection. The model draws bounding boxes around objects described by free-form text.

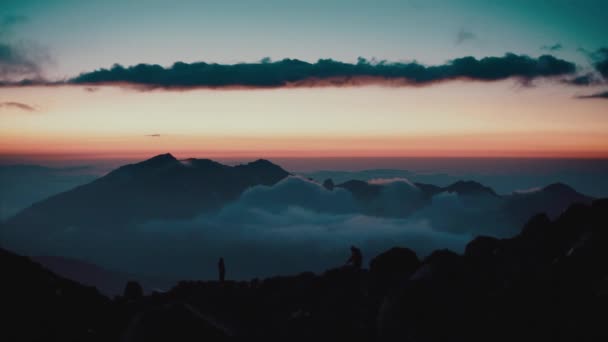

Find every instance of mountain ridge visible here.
[6,154,291,228]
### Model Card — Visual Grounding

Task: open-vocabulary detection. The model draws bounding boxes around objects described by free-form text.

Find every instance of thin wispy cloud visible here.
[455,29,476,45]
[0,101,36,111]
[591,47,608,79]
[0,14,27,36]
[562,47,608,90]
[541,43,563,51]
[576,91,608,99]
[0,14,52,82]
[145,133,161,137]
[562,73,602,86]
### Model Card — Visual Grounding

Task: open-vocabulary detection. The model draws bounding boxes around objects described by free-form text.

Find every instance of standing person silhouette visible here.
[346,246,363,269]
[218,257,226,283]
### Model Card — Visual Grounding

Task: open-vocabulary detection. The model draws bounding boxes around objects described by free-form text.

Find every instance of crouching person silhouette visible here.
[345,246,363,269]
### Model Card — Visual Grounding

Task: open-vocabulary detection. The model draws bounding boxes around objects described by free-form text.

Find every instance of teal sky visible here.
[2,0,607,79]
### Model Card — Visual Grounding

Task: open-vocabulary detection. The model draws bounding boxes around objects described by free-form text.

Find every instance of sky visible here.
[1,0,608,162]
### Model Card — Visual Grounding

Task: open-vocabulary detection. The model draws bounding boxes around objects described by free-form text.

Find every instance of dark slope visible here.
[1,248,228,341]
[379,199,608,341]
[0,248,114,341]
[32,255,175,296]
[6,154,289,228]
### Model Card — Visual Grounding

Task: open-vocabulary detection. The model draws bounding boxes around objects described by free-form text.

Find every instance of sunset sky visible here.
[1,0,607,161]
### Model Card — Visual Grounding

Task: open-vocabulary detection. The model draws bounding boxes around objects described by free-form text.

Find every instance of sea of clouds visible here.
[26,176,506,280]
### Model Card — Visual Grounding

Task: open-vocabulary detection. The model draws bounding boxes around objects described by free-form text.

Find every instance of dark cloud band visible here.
[576,91,608,99]
[67,53,576,89]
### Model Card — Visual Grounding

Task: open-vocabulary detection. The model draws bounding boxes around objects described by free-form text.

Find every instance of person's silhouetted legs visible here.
[218,257,226,283]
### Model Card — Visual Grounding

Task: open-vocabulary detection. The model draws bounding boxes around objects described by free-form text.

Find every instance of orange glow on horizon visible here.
[2,132,608,160]
[1,83,607,162]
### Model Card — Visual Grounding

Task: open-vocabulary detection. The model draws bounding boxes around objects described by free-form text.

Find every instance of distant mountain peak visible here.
[239,159,287,172]
[542,182,577,194]
[139,153,178,166]
[247,159,276,167]
[149,153,177,161]
[233,159,291,184]
[445,180,497,196]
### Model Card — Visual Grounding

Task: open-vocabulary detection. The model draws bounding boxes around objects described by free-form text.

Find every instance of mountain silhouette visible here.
[443,180,498,196]
[415,180,497,197]
[503,182,593,225]
[6,154,290,229]
[1,247,112,341]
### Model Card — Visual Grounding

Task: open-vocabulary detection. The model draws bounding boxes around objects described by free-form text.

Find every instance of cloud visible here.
[455,29,476,45]
[591,47,608,79]
[562,47,608,89]
[40,206,472,280]
[363,178,426,217]
[30,178,471,279]
[576,91,608,99]
[65,53,576,90]
[0,42,46,81]
[541,43,563,52]
[2,176,478,279]
[221,176,360,216]
[0,101,35,111]
[0,15,27,36]
[145,133,161,137]
[562,73,602,86]
[0,15,51,82]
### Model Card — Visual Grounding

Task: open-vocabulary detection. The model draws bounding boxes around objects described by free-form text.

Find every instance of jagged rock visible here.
[123,281,144,301]
[370,247,419,294]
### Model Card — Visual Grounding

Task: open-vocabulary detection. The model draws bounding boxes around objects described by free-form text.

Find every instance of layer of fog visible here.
[12,176,492,280]
[0,165,97,221]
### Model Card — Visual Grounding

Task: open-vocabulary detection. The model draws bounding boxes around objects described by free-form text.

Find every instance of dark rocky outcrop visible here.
[369,247,420,295]
[0,248,114,341]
